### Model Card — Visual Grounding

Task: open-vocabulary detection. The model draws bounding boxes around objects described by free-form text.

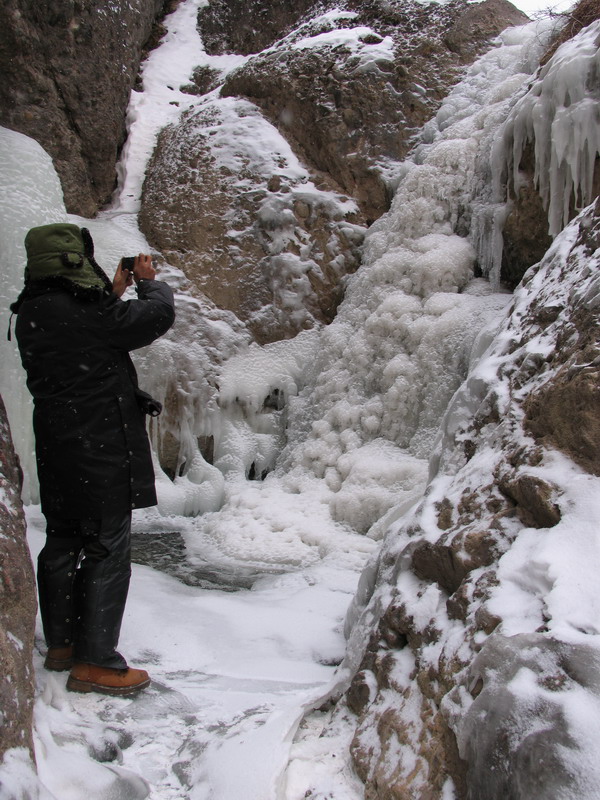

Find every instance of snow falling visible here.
[1,1,599,798]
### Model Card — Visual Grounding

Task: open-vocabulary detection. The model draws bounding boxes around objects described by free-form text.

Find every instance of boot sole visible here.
[66,675,151,697]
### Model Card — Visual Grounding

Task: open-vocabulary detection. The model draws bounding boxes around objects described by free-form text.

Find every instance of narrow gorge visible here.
[1,0,599,798]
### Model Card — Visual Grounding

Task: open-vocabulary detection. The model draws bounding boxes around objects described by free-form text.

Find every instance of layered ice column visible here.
[0,128,68,503]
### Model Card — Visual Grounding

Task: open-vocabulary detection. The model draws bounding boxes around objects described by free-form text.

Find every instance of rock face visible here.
[141,0,526,344]
[341,200,600,799]
[0,394,37,763]
[197,0,319,55]
[0,0,166,216]
[502,157,600,287]
[221,0,528,222]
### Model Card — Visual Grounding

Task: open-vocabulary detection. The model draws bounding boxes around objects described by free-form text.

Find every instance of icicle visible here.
[499,20,600,237]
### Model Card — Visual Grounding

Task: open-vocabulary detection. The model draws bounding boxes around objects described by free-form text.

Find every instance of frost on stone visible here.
[339,200,600,799]
[447,633,600,800]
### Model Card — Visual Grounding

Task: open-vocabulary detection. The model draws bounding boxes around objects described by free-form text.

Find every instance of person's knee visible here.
[38,537,81,566]
[45,518,79,538]
[81,513,131,565]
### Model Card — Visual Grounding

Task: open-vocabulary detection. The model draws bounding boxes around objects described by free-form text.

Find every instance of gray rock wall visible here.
[0,394,37,763]
[0,0,167,216]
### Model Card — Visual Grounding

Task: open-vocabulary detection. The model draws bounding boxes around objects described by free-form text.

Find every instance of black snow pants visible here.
[37,510,132,669]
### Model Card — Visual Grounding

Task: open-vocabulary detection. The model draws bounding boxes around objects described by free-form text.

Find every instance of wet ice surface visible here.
[130,531,252,590]
[26,505,371,800]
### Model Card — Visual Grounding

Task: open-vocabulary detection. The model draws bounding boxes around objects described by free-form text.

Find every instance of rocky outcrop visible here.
[523,214,600,476]
[139,97,365,343]
[501,147,600,288]
[142,0,526,345]
[339,199,600,799]
[0,395,37,763]
[222,0,528,222]
[197,0,319,55]
[0,0,167,216]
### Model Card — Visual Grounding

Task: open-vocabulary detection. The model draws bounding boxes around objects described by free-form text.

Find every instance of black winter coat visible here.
[15,280,175,519]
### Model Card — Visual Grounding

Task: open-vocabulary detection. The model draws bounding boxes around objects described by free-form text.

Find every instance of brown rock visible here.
[350,668,468,800]
[498,473,561,528]
[0,395,37,762]
[222,0,527,222]
[525,363,600,477]
[501,144,600,288]
[411,529,499,595]
[139,99,365,343]
[501,178,553,288]
[347,668,377,716]
[436,498,453,530]
[412,540,469,594]
[444,0,530,61]
[0,0,166,215]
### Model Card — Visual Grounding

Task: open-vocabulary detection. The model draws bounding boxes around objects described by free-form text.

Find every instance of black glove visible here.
[134,388,162,417]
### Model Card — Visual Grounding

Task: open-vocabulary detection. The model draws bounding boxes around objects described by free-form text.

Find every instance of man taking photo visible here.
[11,223,175,696]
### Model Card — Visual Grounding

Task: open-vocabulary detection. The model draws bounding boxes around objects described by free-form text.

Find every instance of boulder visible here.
[454,634,600,800]
[0,394,37,762]
[0,0,166,215]
[139,97,365,343]
[523,202,600,475]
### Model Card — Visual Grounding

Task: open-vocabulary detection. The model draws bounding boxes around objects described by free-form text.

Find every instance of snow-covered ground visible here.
[25,505,374,800]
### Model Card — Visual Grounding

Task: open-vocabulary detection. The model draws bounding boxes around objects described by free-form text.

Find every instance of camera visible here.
[121,256,136,272]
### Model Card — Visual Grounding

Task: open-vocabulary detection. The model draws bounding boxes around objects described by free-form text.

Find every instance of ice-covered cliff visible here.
[286,15,600,800]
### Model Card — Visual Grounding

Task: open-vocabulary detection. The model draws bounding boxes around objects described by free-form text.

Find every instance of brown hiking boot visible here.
[66,663,151,697]
[44,645,74,672]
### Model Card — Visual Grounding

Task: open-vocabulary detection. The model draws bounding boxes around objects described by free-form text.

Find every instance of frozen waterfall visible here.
[495,19,600,237]
[1,6,597,579]
[0,14,582,541]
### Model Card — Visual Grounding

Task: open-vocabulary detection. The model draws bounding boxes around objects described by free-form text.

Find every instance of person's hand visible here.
[133,254,156,284]
[113,260,134,297]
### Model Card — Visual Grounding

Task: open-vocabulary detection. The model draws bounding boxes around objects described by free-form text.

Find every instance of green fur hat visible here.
[11,223,112,313]
[24,223,110,291]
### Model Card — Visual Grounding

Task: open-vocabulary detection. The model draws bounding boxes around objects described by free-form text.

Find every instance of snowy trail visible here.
[26,505,367,800]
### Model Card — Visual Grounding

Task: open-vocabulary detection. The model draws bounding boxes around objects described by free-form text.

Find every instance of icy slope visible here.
[285,16,600,800]
[329,199,600,800]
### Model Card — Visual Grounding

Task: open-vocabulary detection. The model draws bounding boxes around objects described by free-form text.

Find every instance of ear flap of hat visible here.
[81,227,94,259]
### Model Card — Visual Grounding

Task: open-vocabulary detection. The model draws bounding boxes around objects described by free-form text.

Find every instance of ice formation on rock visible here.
[272,21,555,537]
[0,15,559,535]
[495,18,600,237]
[0,128,66,503]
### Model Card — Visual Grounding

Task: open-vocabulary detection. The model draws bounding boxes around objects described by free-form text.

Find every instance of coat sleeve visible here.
[103,279,176,352]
